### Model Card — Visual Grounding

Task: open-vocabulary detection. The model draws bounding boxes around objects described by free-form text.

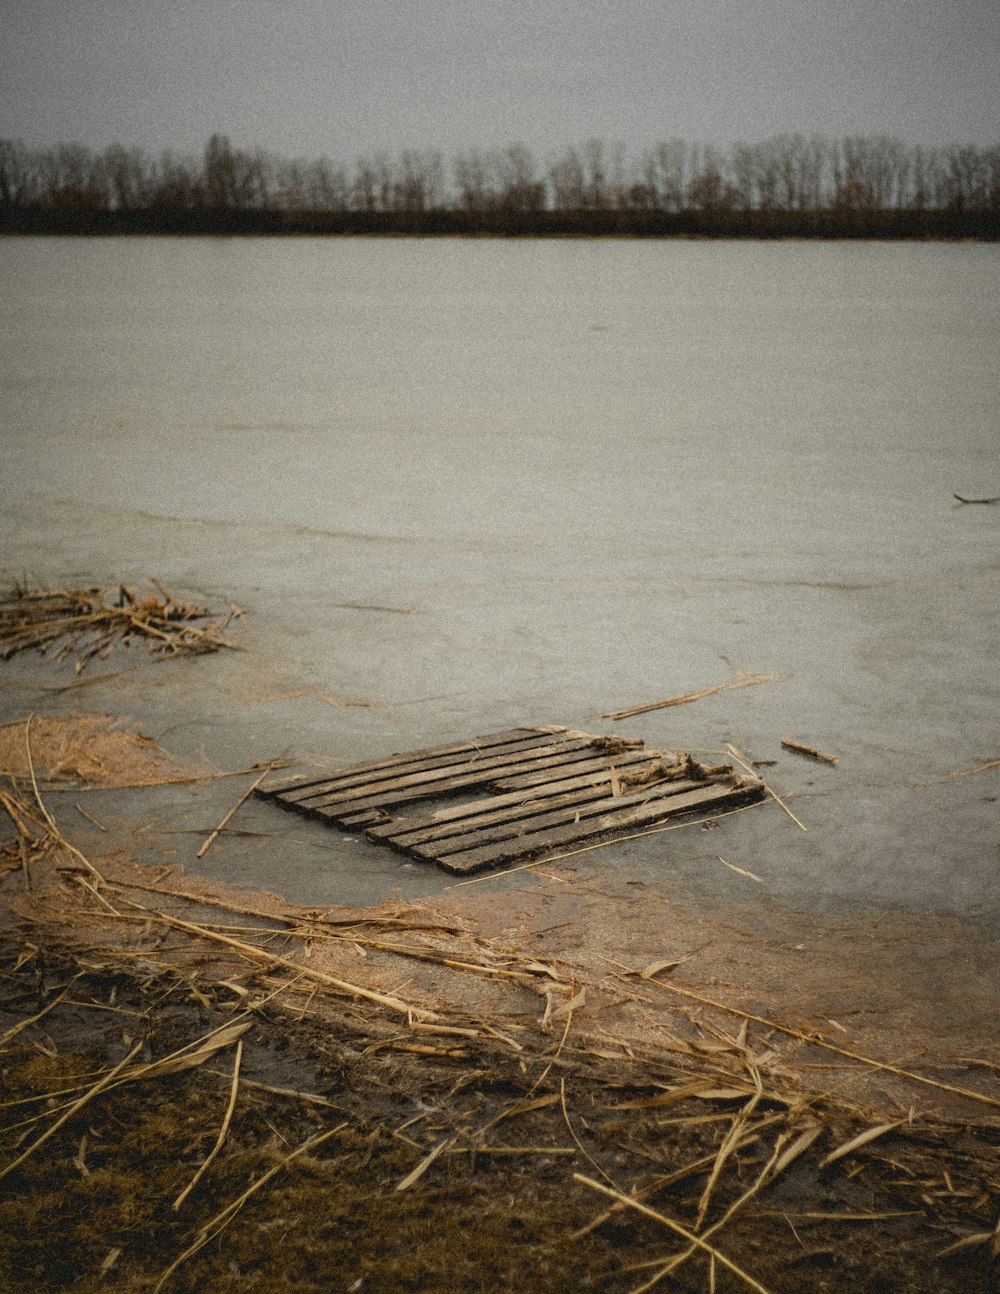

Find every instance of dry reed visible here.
[0,578,241,672]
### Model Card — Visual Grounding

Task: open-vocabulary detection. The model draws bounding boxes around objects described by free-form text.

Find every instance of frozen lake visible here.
[1,235,998,929]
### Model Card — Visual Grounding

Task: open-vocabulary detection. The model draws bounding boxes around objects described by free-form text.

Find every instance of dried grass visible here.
[599,663,784,720]
[573,1173,775,1294]
[0,713,200,788]
[0,578,241,673]
[153,1122,347,1293]
[4,861,999,1292]
[913,757,1000,787]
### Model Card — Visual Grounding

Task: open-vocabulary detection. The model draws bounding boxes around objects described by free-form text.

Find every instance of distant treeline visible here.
[2,133,998,238]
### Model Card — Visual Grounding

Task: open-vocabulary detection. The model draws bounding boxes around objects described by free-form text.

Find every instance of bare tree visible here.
[944,143,990,212]
[548,146,585,209]
[498,143,544,211]
[687,145,736,213]
[908,145,938,209]
[4,128,997,230]
[304,157,349,211]
[582,137,608,208]
[729,142,759,212]
[391,149,444,212]
[0,139,38,206]
[101,144,153,211]
[650,139,687,212]
[985,145,1000,214]
[151,150,202,209]
[351,157,380,211]
[800,135,830,210]
[35,142,107,208]
[203,133,236,207]
[454,148,495,214]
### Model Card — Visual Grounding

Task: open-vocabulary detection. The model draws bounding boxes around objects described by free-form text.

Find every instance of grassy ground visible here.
[1,942,997,1294]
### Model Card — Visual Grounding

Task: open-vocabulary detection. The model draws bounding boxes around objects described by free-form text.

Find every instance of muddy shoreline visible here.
[2,821,999,1291]
[1,600,998,1290]
[2,942,997,1293]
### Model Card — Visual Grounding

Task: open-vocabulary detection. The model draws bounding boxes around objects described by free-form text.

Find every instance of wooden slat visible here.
[304,750,615,817]
[303,750,625,824]
[292,740,604,817]
[492,752,667,792]
[266,729,574,802]
[384,784,623,850]
[367,750,661,843]
[263,795,390,830]
[431,780,762,874]
[260,729,569,797]
[408,778,706,857]
[339,810,391,828]
[275,732,576,804]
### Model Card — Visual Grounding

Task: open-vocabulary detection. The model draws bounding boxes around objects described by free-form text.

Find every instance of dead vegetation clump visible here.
[1,783,998,1294]
[0,714,202,790]
[0,578,242,673]
[0,928,998,1294]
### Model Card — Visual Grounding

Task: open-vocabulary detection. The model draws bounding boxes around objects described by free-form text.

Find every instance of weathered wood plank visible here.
[409,778,707,858]
[303,744,623,822]
[367,750,660,843]
[339,809,391,828]
[260,726,568,798]
[293,739,602,812]
[431,780,763,874]
[492,752,668,792]
[270,730,574,802]
[261,793,388,830]
[384,784,623,850]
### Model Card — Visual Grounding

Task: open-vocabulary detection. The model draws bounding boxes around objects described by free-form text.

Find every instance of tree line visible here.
[1,133,998,237]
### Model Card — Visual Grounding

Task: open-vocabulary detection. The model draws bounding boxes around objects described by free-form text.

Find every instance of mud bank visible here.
[2,822,999,1293]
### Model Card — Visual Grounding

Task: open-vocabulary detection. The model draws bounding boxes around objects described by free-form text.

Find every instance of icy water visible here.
[1,236,998,926]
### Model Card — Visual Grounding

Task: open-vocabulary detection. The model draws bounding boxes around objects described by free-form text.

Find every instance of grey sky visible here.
[2,0,998,160]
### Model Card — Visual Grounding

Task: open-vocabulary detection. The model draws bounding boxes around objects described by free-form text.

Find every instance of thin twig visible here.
[649,981,1000,1109]
[568,1136,763,1241]
[173,1039,243,1209]
[105,895,435,1021]
[599,672,782,720]
[23,714,107,882]
[695,1091,762,1229]
[73,802,107,831]
[726,744,806,832]
[913,757,1000,787]
[154,1123,346,1293]
[196,769,270,858]
[395,1136,454,1191]
[573,1175,774,1294]
[780,738,839,765]
[633,1133,791,1293]
[560,1077,617,1187]
[0,981,77,1049]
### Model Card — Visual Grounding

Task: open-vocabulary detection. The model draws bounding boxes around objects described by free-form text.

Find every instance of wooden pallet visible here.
[257,726,763,875]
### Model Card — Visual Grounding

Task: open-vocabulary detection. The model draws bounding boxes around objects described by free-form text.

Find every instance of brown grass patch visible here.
[0,579,241,673]
[0,714,204,789]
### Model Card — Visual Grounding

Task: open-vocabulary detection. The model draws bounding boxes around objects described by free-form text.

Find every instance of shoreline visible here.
[1,658,998,1290]
[2,823,999,1292]
[2,210,998,241]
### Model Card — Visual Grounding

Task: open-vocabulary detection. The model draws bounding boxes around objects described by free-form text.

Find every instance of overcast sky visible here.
[2,0,999,161]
